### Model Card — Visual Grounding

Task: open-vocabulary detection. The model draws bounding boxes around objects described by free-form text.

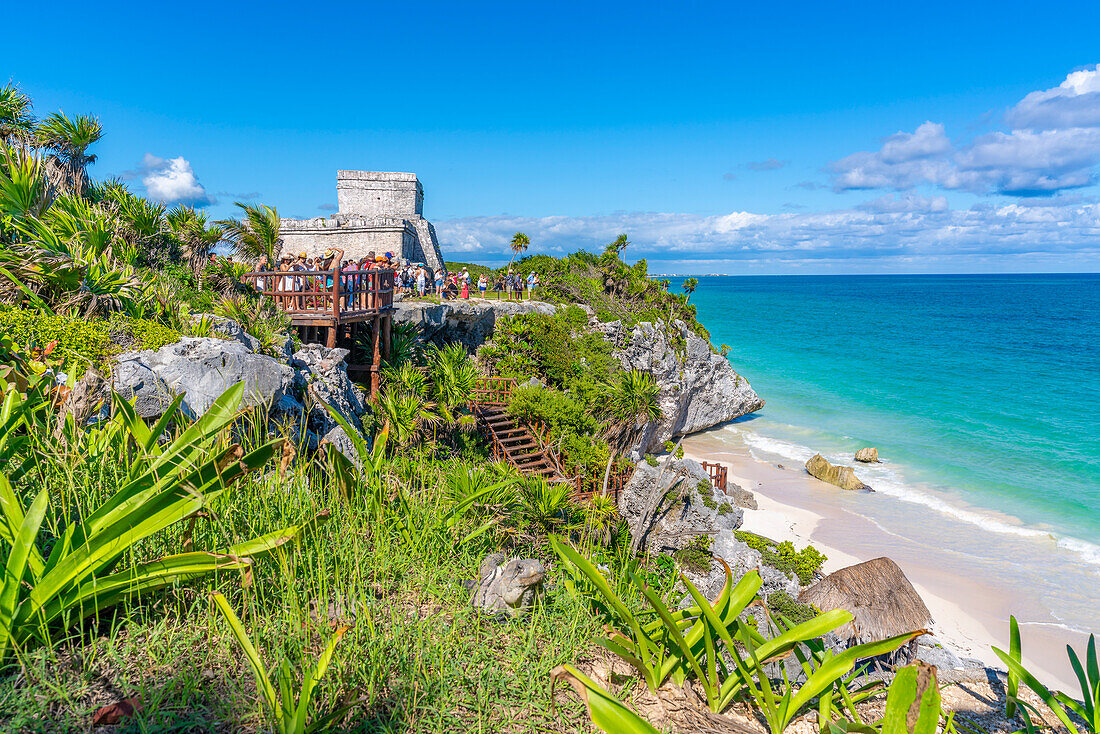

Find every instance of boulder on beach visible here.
[805,453,869,491]
[854,447,880,463]
[799,557,932,647]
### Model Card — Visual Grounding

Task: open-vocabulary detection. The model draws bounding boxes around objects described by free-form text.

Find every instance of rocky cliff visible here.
[392,298,555,351]
[595,319,765,454]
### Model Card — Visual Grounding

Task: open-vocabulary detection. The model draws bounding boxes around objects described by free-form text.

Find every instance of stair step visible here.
[511,450,548,461]
[495,428,527,436]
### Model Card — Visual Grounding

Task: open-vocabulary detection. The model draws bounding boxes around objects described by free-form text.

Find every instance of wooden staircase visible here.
[473,405,560,479]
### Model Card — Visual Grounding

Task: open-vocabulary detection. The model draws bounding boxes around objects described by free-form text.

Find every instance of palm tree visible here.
[168,205,225,272]
[682,277,699,303]
[598,369,662,495]
[218,202,282,264]
[0,84,35,144]
[35,112,102,197]
[506,232,530,271]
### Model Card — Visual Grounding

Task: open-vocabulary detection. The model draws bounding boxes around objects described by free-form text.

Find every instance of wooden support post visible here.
[370,313,382,397]
[381,313,391,363]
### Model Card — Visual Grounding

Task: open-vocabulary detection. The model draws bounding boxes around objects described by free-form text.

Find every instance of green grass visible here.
[0,410,612,733]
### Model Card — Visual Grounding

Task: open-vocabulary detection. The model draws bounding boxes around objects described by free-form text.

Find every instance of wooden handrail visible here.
[469,376,515,406]
[241,268,395,318]
[701,461,728,493]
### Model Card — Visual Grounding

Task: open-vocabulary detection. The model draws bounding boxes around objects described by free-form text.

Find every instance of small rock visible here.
[777,464,785,469]
[725,481,758,510]
[805,453,870,491]
[854,447,880,463]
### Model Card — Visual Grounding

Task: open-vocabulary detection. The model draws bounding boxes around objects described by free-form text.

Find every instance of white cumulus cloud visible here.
[137,153,214,206]
[1007,64,1100,130]
[434,198,1100,271]
[828,66,1100,196]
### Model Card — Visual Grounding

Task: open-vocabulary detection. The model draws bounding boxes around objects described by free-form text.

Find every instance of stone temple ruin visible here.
[280,171,446,271]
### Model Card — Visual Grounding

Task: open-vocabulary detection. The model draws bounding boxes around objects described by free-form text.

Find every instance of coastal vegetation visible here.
[1,80,1095,734]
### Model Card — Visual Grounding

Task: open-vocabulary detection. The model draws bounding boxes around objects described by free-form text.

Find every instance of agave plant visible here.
[0,145,51,220]
[994,616,1100,734]
[552,538,921,722]
[0,382,326,663]
[372,388,439,447]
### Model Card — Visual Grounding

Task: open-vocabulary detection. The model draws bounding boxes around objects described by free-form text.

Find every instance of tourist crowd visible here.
[243,249,540,307]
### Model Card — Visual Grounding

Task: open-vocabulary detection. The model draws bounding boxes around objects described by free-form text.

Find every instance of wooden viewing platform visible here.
[243,260,396,394]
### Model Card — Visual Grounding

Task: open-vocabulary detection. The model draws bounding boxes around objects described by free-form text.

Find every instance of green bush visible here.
[507,383,610,475]
[480,308,615,403]
[0,306,181,376]
[0,307,111,375]
[766,589,819,625]
[674,535,714,574]
[735,531,827,584]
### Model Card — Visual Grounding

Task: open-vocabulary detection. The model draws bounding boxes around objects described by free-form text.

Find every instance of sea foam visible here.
[734,426,1100,570]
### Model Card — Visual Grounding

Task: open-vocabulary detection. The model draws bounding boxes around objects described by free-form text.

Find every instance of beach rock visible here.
[618,456,743,555]
[292,345,368,433]
[854,447,880,463]
[724,480,758,510]
[393,298,555,352]
[595,319,765,454]
[805,454,870,491]
[113,337,294,419]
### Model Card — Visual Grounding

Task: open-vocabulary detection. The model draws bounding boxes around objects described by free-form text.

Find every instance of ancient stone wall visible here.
[337,171,423,217]
[280,171,445,272]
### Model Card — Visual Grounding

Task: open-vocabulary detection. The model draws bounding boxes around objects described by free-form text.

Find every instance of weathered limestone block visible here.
[113,337,294,418]
[618,456,743,555]
[394,298,556,352]
[805,454,870,491]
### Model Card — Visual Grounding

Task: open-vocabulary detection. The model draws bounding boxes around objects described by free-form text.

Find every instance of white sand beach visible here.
[681,432,1090,692]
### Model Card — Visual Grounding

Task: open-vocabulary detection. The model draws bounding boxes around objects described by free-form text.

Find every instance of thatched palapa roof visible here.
[798,557,931,643]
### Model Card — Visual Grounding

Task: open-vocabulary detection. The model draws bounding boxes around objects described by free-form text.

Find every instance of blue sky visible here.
[5,1,1100,273]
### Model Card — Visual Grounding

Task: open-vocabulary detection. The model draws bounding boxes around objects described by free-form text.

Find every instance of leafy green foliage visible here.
[0,305,181,376]
[212,592,351,734]
[674,534,714,574]
[506,383,610,476]
[993,616,1100,734]
[736,530,828,585]
[0,381,323,663]
[766,590,818,625]
[480,306,616,402]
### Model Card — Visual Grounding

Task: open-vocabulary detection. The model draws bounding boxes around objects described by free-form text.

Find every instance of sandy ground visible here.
[680,439,1086,692]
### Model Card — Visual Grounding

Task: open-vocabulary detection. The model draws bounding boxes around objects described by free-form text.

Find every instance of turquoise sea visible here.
[672,273,1100,629]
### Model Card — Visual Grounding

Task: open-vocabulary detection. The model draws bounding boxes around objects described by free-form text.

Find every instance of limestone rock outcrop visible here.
[393,298,555,351]
[854,447,880,463]
[113,337,295,419]
[618,456,744,555]
[596,320,765,454]
[291,345,367,434]
[805,453,870,491]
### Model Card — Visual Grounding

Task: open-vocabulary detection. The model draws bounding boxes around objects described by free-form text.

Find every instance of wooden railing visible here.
[701,461,728,493]
[571,466,634,503]
[470,376,515,406]
[241,267,395,319]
